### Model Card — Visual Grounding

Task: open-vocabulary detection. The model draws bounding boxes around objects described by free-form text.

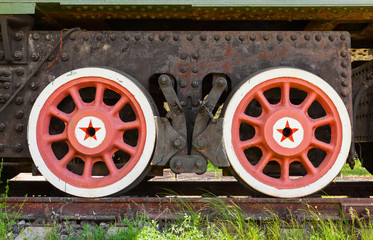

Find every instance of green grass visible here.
[341,160,372,177]
[39,198,373,240]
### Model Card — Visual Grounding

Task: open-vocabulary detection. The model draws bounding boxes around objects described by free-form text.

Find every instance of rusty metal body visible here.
[0,8,366,198]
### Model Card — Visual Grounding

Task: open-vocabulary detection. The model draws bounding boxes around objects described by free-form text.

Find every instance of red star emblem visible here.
[276,120,298,142]
[79,119,101,140]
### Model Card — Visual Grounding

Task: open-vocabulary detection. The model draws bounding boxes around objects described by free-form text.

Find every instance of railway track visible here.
[2,180,373,223]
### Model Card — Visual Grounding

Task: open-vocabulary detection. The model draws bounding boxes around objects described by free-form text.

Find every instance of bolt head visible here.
[175,160,182,168]
[61,53,69,61]
[15,67,24,76]
[180,80,187,88]
[180,67,187,73]
[195,160,203,169]
[14,51,23,60]
[15,97,23,105]
[3,82,10,89]
[192,81,199,87]
[159,75,169,86]
[173,138,182,148]
[197,138,207,149]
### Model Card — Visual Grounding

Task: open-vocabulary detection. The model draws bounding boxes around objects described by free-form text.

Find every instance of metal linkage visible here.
[192,77,230,168]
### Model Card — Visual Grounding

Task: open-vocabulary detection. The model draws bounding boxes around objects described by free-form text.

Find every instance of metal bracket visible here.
[0,15,34,64]
[151,117,186,166]
[170,154,207,175]
[192,118,230,167]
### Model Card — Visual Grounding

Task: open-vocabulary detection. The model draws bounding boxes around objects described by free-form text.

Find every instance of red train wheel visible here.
[223,68,351,198]
[28,68,156,197]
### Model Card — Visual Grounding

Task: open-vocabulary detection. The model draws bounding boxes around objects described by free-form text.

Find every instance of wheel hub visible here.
[264,109,309,156]
[68,108,113,156]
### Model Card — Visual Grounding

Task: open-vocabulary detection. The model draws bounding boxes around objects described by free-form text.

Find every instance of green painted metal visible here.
[1,0,373,15]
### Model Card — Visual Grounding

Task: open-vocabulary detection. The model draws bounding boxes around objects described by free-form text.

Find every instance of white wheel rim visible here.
[223,67,351,198]
[28,68,156,198]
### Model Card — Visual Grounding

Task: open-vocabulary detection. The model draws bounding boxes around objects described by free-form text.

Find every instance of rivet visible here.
[187,35,193,41]
[180,80,187,88]
[200,34,207,41]
[290,34,297,41]
[196,138,207,150]
[148,35,154,41]
[341,61,348,68]
[180,53,188,59]
[195,159,203,169]
[249,35,256,41]
[4,94,10,101]
[15,123,23,132]
[14,51,23,61]
[110,34,117,41]
[277,35,283,41]
[304,34,311,41]
[32,33,40,40]
[340,34,347,41]
[30,82,39,90]
[342,80,349,87]
[15,96,23,105]
[180,66,187,73]
[214,34,220,41]
[173,137,183,149]
[61,53,69,61]
[225,35,231,41]
[217,78,226,88]
[15,110,23,119]
[174,160,182,168]
[3,82,10,89]
[239,35,245,41]
[31,53,40,61]
[192,66,199,73]
[134,35,141,41]
[0,123,5,132]
[192,53,199,59]
[45,34,52,41]
[329,35,335,41]
[341,71,347,78]
[15,31,23,41]
[96,34,103,41]
[263,34,269,41]
[192,80,199,87]
[315,34,322,41]
[159,34,166,41]
[14,144,23,152]
[3,71,10,77]
[124,34,130,41]
[341,88,350,97]
[173,35,180,41]
[0,144,4,152]
[341,51,347,57]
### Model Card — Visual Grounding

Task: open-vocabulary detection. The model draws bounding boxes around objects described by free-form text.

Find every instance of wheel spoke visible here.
[94,83,105,106]
[240,136,261,150]
[300,153,317,175]
[281,82,291,106]
[49,107,71,123]
[115,140,137,156]
[118,120,140,131]
[58,149,76,168]
[311,139,334,152]
[68,87,84,109]
[255,152,272,172]
[299,91,317,113]
[111,96,129,115]
[280,158,290,182]
[82,156,93,180]
[239,113,262,126]
[312,115,334,128]
[46,132,68,144]
[103,153,119,175]
[255,90,271,113]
